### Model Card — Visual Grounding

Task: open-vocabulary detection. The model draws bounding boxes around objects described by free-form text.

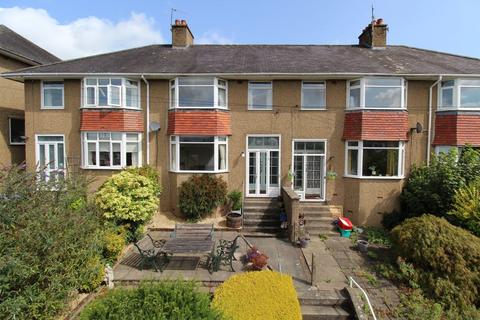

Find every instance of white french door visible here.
[292,140,326,201]
[246,135,280,197]
[36,135,66,181]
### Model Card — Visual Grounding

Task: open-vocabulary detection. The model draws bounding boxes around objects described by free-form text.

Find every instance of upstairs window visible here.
[348,78,405,109]
[301,81,326,109]
[439,79,480,110]
[248,82,272,110]
[170,77,227,109]
[42,81,64,109]
[83,78,139,109]
[9,118,25,145]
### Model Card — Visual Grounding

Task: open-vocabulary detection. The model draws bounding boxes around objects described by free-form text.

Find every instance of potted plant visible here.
[226,191,242,229]
[368,165,377,176]
[297,223,310,248]
[326,170,337,180]
[245,246,269,270]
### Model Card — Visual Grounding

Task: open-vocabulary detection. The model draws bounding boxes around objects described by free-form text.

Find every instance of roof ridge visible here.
[0,25,60,63]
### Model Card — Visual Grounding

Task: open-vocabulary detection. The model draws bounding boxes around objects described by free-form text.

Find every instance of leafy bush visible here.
[226,190,242,211]
[393,289,443,320]
[80,281,223,320]
[95,170,160,223]
[179,175,227,220]
[363,226,392,246]
[126,165,161,195]
[448,178,480,236]
[102,225,127,264]
[391,215,480,311]
[212,270,301,320]
[0,168,105,319]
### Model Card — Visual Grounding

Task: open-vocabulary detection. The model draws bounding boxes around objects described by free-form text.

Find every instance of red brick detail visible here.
[343,111,409,141]
[80,110,143,132]
[167,110,232,136]
[433,113,480,146]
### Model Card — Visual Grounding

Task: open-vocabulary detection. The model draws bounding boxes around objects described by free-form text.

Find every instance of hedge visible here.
[212,270,301,320]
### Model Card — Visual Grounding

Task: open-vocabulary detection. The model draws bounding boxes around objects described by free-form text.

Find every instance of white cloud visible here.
[0,7,164,59]
[196,31,234,44]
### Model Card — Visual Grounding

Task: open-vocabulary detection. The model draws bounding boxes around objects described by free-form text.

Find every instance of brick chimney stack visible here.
[358,18,388,49]
[171,19,194,47]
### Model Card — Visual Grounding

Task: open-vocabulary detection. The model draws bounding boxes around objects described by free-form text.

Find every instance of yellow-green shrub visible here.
[79,256,105,292]
[95,170,159,223]
[103,225,127,263]
[212,270,301,320]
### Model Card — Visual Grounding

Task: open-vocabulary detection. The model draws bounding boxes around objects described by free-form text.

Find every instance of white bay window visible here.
[83,132,142,169]
[170,77,227,109]
[83,78,139,109]
[439,79,480,110]
[348,78,405,109]
[345,141,404,178]
[170,136,228,172]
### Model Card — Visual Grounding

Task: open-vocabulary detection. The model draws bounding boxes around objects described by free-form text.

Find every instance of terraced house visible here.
[4,19,480,228]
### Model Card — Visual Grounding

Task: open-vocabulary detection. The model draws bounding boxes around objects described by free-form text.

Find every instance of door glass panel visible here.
[248,152,256,194]
[270,151,279,186]
[259,152,267,194]
[57,143,65,169]
[305,155,323,200]
[39,145,46,167]
[49,145,55,169]
[293,155,303,191]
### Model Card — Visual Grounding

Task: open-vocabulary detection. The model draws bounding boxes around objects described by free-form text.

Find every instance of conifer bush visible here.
[448,178,480,236]
[212,270,302,320]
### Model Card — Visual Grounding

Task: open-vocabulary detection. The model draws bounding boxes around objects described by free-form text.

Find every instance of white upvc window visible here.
[345,141,405,178]
[438,79,480,110]
[301,81,326,110]
[248,81,272,110]
[9,117,25,145]
[347,78,406,109]
[169,77,228,109]
[82,132,142,169]
[83,78,140,109]
[41,81,64,109]
[170,136,228,173]
[35,135,65,182]
[435,145,459,155]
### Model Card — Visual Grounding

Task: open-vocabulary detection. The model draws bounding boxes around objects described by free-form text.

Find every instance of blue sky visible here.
[0,0,479,59]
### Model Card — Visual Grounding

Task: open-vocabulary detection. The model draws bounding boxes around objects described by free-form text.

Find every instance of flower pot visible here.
[299,238,310,248]
[357,240,369,253]
[226,210,242,229]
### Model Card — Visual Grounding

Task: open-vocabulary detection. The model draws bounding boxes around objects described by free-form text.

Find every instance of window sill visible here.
[80,106,141,111]
[169,107,229,110]
[437,107,480,112]
[41,106,64,110]
[81,166,123,170]
[343,174,404,180]
[346,107,406,111]
[9,142,25,146]
[169,170,229,174]
[300,107,327,111]
[247,107,273,111]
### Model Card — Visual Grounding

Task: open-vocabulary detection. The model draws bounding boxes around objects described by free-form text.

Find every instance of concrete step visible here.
[308,230,341,237]
[244,198,282,205]
[304,211,334,218]
[242,219,280,227]
[298,290,349,306]
[302,206,332,213]
[242,226,280,233]
[243,206,280,213]
[301,305,353,320]
[243,211,279,219]
[305,216,335,223]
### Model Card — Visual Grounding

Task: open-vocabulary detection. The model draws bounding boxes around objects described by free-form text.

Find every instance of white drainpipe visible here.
[141,75,150,165]
[427,75,443,165]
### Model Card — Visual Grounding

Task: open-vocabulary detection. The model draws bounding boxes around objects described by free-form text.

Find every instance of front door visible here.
[36,135,66,181]
[247,135,280,197]
[293,140,326,201]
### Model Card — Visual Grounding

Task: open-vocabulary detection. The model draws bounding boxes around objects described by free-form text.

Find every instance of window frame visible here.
[347,77,406,110]
[301,81,326,110]
[41,81,65,109]
[81,132,142,169]
[35,134,66,182]
[169,135,228,173]
[8,117,25,145]
[169,77,228,109]
[438,78,480,110]
[248,81,273,110]
[344,140,405,179]
[82,78,141,110]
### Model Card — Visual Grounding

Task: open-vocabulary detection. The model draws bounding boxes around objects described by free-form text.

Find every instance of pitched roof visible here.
[0,25,60,65]
[4,44,480,77]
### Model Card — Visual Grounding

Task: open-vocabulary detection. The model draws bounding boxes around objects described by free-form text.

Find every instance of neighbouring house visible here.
[3,19,480,227]
[0,25,60,167]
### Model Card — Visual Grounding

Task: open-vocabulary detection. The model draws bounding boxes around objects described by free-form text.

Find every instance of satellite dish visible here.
[416,122,423,133]
[150,121,161,131]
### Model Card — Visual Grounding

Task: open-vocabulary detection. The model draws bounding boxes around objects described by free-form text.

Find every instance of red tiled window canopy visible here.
[168,110,231,136]
[80,109,143,132]
[433,112,480,146]
[343,110,409,141]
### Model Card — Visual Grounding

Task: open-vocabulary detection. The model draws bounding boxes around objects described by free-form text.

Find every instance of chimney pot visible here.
[181,20,187,25]
[175,19,181,25]
[171,19,194,47]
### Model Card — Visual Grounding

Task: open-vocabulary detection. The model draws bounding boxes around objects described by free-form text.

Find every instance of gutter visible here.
[141,75,150,165]
[427,75,443,165]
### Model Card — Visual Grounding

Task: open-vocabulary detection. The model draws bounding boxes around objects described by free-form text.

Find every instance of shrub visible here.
[226,190,242,211]
[80,281,223,320]
[0,168,105,319]
[179,175,227,220]
[95,170,160,223]
[391,215,480,310]
[212,270,301,320]
[393,289,443,320]
[102,225,127,264]
[363,226,392,246]
[125,165,161,195]
[448,178,480,236]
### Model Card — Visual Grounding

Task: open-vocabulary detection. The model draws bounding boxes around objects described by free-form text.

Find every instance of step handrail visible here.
[348,276,377,320]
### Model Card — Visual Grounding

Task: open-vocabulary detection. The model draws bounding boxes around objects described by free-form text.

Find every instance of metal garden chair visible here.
[208,237,239,274]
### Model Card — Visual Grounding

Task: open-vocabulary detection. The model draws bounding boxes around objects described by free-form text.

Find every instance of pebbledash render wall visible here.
[0,55,29,166]
[24,78,435,226]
